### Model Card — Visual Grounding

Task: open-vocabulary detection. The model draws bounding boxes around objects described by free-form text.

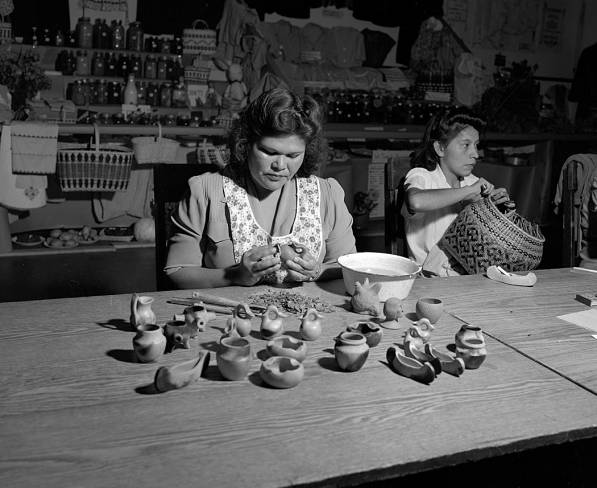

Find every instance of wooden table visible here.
[1,269,597,487]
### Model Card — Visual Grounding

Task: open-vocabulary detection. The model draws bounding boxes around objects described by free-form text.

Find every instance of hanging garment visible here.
[215,0,261,65]
[92,167,153,222]
[81,0,127,11]
[222,174,323,284]
[0,125,46,210]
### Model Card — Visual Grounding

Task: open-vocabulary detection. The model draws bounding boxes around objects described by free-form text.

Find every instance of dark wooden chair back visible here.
[153,163,218,290]
[384,156,411,256]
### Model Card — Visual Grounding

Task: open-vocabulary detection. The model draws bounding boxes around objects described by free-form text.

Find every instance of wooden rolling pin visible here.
[190,291,266,311]
[167,299,234,315]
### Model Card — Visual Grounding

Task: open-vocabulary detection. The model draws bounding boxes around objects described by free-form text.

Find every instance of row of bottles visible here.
[28,20,183,54]
[55,50,185,81]
[67,76,187,108]
[77,110,220,128]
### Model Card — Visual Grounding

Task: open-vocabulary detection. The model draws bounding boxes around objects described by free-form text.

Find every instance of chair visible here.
[384,156,411,256]
[153,163,218,290]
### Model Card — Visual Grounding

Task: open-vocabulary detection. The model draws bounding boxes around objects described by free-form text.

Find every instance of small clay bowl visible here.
[260,356,304,388]
[266,335,308,363]
[386,346,436,384]
[415,297,444,324]
[346,321,383,347]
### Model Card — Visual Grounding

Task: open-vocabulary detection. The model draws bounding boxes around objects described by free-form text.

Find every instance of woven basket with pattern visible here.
[440,197,545,274]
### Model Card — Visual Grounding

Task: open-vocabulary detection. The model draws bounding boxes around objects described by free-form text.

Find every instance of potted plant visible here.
[0,48,50,114]
[352,191,378,230]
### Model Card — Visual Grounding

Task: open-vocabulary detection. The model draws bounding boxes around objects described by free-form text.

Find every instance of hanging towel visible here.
[92,167,153,222]
[0,125,46,210]
[10,121,59,174]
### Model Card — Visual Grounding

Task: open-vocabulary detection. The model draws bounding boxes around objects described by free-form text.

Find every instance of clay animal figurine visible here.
[260,305,289,339]
[403,318,435,351]
[386,346,436,384]
[164,320,195,352]
[350,278,382,316]
[300,308,324,341]
[183,303,213,336]
[154,350,211,392]
[379,297,403,330]
[130,293,157,330]
[225,302,254,338]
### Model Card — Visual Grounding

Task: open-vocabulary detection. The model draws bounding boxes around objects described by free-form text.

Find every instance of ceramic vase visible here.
[260,356,304,389]
[132,323,166,363]
[130,293,157,330]
[415,297,443,324]
[260,305,288,339]
[346,321,383,348]
[164,320,194,352]
[455,324,484,349]
[334,331,369,372]
[300,308,323,341]
[217,336,252,381]
[455,336,487,369]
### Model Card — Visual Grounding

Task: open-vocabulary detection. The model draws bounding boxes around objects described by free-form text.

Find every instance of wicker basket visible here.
[132,124,179,164]
[440,197,545,274]
[57,126,133,192]
[182,19,216,56]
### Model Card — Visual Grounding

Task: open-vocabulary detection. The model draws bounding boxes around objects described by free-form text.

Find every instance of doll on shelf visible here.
[221,60,248,112]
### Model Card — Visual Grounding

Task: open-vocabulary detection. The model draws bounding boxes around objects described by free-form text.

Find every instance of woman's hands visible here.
[464,178,509,205]
[281,241,322,282]
[235,244,281,286]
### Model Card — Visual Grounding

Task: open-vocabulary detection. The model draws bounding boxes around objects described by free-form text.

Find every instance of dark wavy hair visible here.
[227,87,327,177]
[410,107,486,170]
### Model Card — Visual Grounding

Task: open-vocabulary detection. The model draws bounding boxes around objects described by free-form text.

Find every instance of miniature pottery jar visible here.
[154,350,211,392]
[334,332,369,372]
[455,337,487,369]
[216,336,252,381]
[260,356,304,389]
[266,335,308,363]
[346,321,383,348]
[260,305,288,339]
[300,308,323,341]
[233,302,254,337]
[132,323,166,363]
[164,320,194,352]
[455,324,484,349]
[130,293,156,330]
[415,297,443,324]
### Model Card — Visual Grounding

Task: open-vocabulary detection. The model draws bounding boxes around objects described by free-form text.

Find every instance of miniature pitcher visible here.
[130,293,157,330]
[260,305,288,339]
[300,308,323,341]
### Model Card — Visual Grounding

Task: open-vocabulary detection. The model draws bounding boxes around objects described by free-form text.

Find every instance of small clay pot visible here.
[455,337,487,370]
[334,331,369,372]
[346,321,383,348]
[415,297,443,324]
[132,323,166,363]
[300,308,323,341]
[455,324,484,349]
[217,336,251,381]
[266,335,308,363]
[260,305,288,339]
[260,356,304,388]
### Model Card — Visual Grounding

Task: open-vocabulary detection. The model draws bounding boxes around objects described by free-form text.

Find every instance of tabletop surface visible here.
[1,268,597,488]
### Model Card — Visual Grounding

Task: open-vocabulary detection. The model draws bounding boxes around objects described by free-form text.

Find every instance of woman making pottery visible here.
[165,87,356,288]
[402,107,510,277]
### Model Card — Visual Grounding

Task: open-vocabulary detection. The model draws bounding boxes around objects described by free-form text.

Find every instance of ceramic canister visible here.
[334,331,369,372]
[132,323,166,363]
[217,336,252,381]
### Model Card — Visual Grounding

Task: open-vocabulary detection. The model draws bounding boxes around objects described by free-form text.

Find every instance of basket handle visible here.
[191,19,209,30]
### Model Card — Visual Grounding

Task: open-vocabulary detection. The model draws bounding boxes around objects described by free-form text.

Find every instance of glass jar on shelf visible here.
[75,50,90,76]
[111,20,125,49]
[146,83,158,106]
[71,79,87,106]
[91,52,105,77]
[76,17,93,48]
[171,78,187,108]
[144,55,157,79]
[126,21,144,51]
[105,52,117,77]
[157,56,168,80]
[95,80,108,105]
[159,82,172,107]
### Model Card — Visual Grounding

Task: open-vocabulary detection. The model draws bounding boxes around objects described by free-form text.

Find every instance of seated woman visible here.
[166,87,356,288]
[402,107,509,277]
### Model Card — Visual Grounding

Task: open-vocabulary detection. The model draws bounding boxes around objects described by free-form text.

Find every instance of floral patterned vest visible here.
[222,175,323,283]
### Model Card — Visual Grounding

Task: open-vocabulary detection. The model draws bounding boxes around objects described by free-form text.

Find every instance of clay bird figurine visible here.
[350,278,382,316]
[225,302,255,338]
[403,318,435,351]
[260,305,289,339]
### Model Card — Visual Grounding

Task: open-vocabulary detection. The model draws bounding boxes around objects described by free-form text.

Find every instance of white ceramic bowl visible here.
[338,252,421,301]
